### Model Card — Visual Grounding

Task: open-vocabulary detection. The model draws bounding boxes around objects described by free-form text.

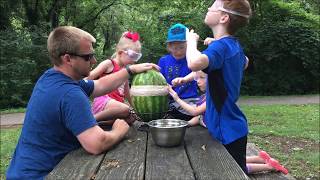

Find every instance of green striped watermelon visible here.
[130,69,168,122]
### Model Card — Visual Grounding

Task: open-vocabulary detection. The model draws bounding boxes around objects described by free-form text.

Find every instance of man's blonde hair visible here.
[47,26,96,66]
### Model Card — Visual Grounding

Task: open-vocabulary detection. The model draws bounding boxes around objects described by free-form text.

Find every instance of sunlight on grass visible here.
[242,104,319,141]
[244,104,319,179]
[0,128,22,179]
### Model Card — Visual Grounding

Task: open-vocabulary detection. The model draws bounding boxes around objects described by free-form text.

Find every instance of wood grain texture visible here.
[246,143,295,180]
[94,126,147,180]
[145,131,195,180]
[185,126,249,180]
[46,148,104,180]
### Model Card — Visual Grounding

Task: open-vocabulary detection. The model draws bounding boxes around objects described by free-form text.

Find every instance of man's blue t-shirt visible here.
[202,37,248,145]
[6,68,97,180]
[158,54,198,100]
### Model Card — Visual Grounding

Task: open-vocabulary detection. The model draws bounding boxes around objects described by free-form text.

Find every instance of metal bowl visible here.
[148,119,188,147]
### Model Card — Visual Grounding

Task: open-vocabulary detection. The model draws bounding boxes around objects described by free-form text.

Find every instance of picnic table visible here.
[47,123,249,180]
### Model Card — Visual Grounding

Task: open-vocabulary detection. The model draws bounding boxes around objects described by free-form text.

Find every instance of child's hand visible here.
[171,77,186,87]
[186,29,199,43]
[167,85,179,101]
[203,37,215,45]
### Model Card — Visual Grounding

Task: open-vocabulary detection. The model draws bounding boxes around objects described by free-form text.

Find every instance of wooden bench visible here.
[46,124,294,180]
[247,143,296,180]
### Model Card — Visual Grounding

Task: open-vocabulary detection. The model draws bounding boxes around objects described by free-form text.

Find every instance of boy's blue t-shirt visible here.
[6,68,97,180]
[158,54,198,100]
[202,37,248,145]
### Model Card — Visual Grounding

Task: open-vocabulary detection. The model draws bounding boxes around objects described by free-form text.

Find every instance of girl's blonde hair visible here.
[111,31,142,59]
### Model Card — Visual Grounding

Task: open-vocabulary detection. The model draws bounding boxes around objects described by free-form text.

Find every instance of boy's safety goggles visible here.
[209,0,250,18]
[124,49,142,62]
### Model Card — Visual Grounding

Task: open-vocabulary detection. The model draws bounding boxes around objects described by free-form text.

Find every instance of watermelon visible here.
[130,69,168,122]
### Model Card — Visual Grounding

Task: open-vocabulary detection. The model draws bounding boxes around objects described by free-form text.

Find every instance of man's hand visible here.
[112,119,130,133]
[129,63,160,74]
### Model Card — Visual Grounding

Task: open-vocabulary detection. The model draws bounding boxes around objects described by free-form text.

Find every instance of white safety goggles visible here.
[209,0,250,18]
[124,49,142,62]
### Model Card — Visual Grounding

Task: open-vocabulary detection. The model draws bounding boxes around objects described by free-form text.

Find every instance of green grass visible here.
[242,104,320,141]
[241,104,319,179]
[0,104,319,179]
[0,128,22,179]
[0,108,26,114]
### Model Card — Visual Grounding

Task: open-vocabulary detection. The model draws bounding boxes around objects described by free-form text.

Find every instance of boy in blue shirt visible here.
[186,0,252,174]
[158,23,198,120]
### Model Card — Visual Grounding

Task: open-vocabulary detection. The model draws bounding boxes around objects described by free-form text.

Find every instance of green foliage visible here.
[240,0,320,95]
[0,27,49,108]
[0,0,319,109]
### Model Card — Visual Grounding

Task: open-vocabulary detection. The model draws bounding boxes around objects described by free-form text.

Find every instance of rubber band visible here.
[130,85,168,96]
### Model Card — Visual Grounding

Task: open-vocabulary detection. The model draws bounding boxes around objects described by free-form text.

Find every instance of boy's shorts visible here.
[91,95,112,115]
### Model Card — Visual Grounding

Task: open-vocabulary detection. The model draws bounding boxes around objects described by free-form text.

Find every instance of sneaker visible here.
[259,150,271,163]
[268,158,289,175]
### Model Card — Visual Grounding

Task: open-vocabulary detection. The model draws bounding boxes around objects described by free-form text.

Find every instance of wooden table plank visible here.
[145,131,195,180]
[94,126,147,180]
[46,148,104,180]
[185,126,249,180]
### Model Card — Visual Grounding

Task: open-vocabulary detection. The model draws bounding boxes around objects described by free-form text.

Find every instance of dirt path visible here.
[1,95,319,127]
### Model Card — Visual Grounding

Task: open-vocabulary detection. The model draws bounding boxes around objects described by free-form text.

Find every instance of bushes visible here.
[0,0,319,109]
[0,27,49,109]
[239,0,319,95]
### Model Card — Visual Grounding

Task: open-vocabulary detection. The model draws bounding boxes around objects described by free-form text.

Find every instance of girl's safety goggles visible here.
[124,49,142,62]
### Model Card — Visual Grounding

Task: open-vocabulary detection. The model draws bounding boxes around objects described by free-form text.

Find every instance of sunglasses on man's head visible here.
[124,49,142,62]
[60,53,95,61]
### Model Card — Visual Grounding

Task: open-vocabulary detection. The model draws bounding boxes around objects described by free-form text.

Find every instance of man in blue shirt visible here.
[158,23,198,120]
[6,26,158,180]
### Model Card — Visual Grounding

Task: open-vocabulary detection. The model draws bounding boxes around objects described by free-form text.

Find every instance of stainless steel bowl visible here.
[148,119,188,147]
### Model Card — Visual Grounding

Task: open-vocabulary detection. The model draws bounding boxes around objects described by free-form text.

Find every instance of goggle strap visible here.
[218,7,250,18]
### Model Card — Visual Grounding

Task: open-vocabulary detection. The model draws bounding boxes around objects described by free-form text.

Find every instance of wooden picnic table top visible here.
[47,123,249,180]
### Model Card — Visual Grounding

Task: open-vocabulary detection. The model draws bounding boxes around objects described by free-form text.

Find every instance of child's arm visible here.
[186,30,209,71]
[171,72,196,87]
[86,60,113,80]
[168,85,206,116]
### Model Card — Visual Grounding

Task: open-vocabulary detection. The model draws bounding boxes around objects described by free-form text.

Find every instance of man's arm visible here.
[77,119,129,155]
[92,63,159,98]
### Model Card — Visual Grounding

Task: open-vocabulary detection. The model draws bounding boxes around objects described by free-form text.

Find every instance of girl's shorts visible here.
[91,95,112,115]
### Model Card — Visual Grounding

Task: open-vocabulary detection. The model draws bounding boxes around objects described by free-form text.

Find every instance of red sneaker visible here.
[268,158,289,175]
[259,150,271,163]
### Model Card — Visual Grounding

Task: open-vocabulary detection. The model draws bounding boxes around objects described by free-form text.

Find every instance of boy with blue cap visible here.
[158,23,199,120]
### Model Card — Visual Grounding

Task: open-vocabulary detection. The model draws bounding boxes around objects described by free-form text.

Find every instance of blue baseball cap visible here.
[166,23,187,43]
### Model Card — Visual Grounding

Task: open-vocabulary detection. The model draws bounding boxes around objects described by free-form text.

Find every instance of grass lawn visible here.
[241,104,319,179]
[0,127,21,180]
[0,104,319,179]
